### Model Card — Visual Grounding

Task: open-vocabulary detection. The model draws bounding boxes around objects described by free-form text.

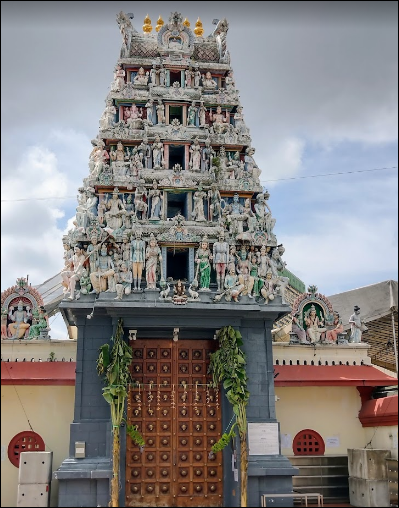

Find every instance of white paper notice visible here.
[326,436,340,448]
[234,469,239,482]
[248,422,279,455]
[280,433,292,449]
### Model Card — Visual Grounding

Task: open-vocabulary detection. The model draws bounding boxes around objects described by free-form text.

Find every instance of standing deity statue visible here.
[145,99,154,126]
[198,102,207,127]
[145,234,162,290]
[192,186,207,222]
[349,305,366,343]
[156,99,165,124]
[185,67,194,88]
[152,135,164,169]
[116,11,134,58]
[187,101,197,126]
[149,180,163,220]
[208,183,221,222]
[194,67,201,88]
[111,63,125,92]
[134,182,148,220]
[131,229,146,291]
[150,64,158,86]
[100,99,116,131]
[201,138,214,172]
[225,70,235,91]
[61,245,86,300]
[189,137,202,171]
[234,106,247,135]
[137,136,152,169]
[195,237,213,291]
[158,65,166,87]
[212,231,229,292]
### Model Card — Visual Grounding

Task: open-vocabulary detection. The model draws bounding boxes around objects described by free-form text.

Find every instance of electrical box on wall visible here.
[18,451,53,484]
[17,484,50,508]
[17,451,52,508]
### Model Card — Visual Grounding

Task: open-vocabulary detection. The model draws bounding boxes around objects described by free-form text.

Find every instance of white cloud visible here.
[281,216,398,294]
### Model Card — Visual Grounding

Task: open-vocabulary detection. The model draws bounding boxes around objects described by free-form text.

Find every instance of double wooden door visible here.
[125,339,223,507]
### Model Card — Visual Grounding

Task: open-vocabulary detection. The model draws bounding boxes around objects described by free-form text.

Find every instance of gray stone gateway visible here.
[54,11,297,507]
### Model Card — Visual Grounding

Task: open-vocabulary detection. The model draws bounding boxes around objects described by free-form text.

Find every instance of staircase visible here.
[288,455,350,505]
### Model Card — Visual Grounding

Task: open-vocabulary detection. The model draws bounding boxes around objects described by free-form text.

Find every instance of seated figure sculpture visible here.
[133,67,149,85]
[8,300,31,338]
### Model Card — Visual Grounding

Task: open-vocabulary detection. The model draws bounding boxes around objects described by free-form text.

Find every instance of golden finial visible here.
[183,17,190,28]
[194,17,204,37]
[155,15,164,32]
[143,14,152,33]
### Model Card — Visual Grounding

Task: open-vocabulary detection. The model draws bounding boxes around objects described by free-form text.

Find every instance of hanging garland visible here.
[208,325,250,506]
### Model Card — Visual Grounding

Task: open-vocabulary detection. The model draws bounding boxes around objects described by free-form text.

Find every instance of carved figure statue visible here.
[133,67,149,85]
[192,186,207,222]
[61,245,86,300]
[111,63,125,92]
[270,246,286,277]
[172,280,188,305]
[134,183,148,220]
[259,272,276,304]
[137,136,152,169]
[195,237,212,291]
[224,267,244,302]
[158,66,166,87]
[131,229,146,291]
[208,183,221,222]
[8,300,31,338]
[198,102,207,127]
[90,244,115,294]
[150,64,157,86]
[225,70,235,91]
[209,106,229,134]
[185,67,194,88]
[234,106,247,135]
[1,308,8,339]
[212,231,229,292]
[292,311,308,344]
[115,262,133,300]
[78,268,92,295]
[145,234,162,290]
[105,187,126,231]
[145,99,154,126]
[349,305,366,343]
[194,68,201,88]
[187,101,197,126]
[100,99,116,131]
[202,71,217,89]
[304,305,326,344]
[152,135,164,169]
[116,11,134,58]
[27,306,49,339]
[156,100,165,124]
[127,103,143,129]
[189,137,202,171]
[149,180,163,220]
[325,311,344,344]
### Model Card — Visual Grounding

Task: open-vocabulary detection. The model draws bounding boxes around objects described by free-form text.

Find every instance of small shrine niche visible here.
[1,277,50,340]
[166,246,190,282]
[166,191,189,219]
[168,145,186,170]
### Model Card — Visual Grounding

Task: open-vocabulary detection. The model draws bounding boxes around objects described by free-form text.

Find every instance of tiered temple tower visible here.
[56,12,297,507]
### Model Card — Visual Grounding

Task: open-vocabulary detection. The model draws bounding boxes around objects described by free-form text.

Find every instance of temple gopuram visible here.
[54,12,298,507]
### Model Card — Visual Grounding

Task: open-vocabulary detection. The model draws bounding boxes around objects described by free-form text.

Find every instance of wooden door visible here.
[126,339,223,507]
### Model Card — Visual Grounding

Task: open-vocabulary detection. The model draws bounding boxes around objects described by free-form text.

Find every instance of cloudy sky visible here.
[1,1,398,338]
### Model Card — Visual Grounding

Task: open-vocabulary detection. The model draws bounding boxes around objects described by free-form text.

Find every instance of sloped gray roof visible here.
[327,280,398,329]
[34,273,64,317]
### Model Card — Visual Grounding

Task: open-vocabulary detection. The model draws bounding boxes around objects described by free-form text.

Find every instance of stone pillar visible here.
[241,319,298,507]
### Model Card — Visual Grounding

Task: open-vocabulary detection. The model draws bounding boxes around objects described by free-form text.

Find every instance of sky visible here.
[1,1,398,339]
